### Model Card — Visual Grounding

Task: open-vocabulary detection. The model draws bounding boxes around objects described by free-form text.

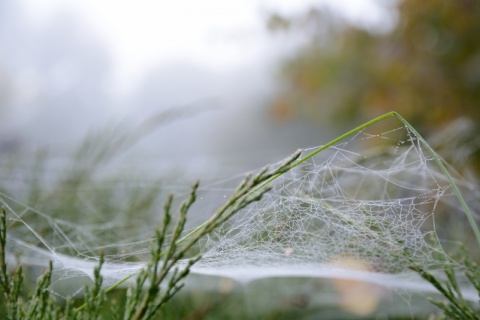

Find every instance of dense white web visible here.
[193,127,460,276]
[1,119,479,314]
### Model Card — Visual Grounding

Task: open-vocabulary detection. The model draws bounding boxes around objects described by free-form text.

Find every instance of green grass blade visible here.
[393,112,480,247]
[177,111,480,250]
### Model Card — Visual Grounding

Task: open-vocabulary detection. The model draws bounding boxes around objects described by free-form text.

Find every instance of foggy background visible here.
[1,0,479,182]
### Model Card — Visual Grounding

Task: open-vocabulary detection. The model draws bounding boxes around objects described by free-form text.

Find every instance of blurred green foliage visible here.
[269,0,480,136]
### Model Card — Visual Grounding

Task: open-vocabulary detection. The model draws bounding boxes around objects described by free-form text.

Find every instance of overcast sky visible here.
[18,0,390,96]
[0,1,393,175]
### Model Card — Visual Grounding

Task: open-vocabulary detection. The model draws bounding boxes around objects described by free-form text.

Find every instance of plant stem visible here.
[179,111,480,248]
[393,112,480,247]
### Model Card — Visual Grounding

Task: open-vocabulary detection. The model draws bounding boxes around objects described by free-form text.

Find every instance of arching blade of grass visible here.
[179,111,480,248]
[393,112,480,248]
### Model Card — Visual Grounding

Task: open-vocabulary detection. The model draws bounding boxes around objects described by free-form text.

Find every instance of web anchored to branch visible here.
[1,113,479,312]
[197,127,452,276]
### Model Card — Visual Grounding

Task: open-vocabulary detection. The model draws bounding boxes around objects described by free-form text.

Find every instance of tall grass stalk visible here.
[179,111,480,249]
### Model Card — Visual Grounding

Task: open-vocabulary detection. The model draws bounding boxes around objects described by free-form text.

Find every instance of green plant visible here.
[409,252,480,319]
[0,148,301,319]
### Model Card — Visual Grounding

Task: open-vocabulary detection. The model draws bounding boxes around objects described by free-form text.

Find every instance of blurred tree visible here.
[269,0,480,136]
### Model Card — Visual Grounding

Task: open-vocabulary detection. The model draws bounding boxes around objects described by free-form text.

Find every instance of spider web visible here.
[1,118,479,314]
[198,128,444,272]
